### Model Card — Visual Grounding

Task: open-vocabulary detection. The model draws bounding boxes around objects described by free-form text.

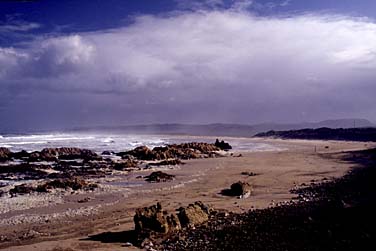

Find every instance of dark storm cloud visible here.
[1,8,376,129]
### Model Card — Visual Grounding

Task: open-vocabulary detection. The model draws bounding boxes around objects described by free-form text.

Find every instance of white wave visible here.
[0,144,12,148]
[5,141,48,145]
[102,137,115,143]
[129,141,142,147]
[0,134,94,141]
[1,134,57,140]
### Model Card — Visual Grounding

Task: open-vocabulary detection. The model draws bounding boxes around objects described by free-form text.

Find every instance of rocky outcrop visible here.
[36,178,97,192]
[134,202,181,234]
[26,147,101,162]
[10,150,30,160]
[178,201,211,228]
[144,171,175,183]
[124,143,220,161]
[214,139,232,150]
[31,148,102,161]
[9,184,35,195]
[0,163,50,180]
[122,146,157,160]
[28,151,57,162]
[0,147,11,161]
[113,160,138,171]
[9,178,98,195]
[101,151,113,155]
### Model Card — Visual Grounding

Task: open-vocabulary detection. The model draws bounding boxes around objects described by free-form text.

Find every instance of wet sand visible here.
[1,138,374,251]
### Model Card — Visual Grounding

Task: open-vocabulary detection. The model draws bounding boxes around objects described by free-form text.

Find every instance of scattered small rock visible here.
[144,171,175,183]
[241,171,257,176]
[78,197,92,203]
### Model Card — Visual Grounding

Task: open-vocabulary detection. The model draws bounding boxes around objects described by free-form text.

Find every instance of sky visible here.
[0,0,376,131]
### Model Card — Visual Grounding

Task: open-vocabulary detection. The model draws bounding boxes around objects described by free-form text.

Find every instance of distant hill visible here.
[254,127,376,142]
[68,119,375,137]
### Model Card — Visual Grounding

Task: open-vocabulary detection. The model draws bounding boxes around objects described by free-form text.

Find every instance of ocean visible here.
[0,133,281,153]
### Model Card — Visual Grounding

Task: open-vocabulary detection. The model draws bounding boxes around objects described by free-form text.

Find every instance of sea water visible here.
[0,133,282,153]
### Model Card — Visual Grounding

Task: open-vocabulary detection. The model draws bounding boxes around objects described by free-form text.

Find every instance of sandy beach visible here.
[1,138,374,251]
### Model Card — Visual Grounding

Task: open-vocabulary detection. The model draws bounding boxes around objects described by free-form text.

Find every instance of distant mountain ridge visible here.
[68,119,375,137]
[254,127,376,142]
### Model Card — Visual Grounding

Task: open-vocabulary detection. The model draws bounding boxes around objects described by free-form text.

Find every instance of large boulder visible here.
[0,147,11,161]
[134,202,181,234]
[178,201,211,228]
[230,181,252,198]
[221,181,252,198]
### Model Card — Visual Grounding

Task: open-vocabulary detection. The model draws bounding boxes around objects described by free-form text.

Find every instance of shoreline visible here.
[0,139,375,250]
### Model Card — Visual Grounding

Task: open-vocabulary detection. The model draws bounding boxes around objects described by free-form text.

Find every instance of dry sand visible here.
[1,138,374,251]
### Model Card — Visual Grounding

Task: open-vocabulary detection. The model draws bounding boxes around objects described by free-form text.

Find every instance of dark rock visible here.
[0,147,11,161]
[134,202,181,234]
[78,197,91,203]
[241,171,257,176]
[10,184,36,195]
[120,154,136,160]
[230,181,252,197]
[113,160,138,171]
[39,147,101,161]
[178,201,211,228]
[0,163,50,180]
[148,159,184,166]
[101,151,113,155]
[10,150,30,160]
[221,181,252,198]
[28,152,42,162]
[214,139,232,150]
[123,146,156,160]
[36,178,98,192]
[124,143,221,161]
[144,171,175,183]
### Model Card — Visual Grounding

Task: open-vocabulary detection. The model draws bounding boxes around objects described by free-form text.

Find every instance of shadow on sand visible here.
[82,230,137,245]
